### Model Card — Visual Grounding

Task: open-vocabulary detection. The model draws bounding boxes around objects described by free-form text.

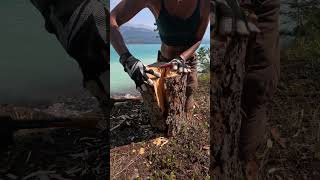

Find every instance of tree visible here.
[281,0,320,37]
[197,47,210,73]
[210,35,248,179]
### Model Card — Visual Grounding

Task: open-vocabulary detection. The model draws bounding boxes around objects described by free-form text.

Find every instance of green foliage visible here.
[148,171,176,180]
[197,47,210,73]
[295,8,320,38]
[198,72,210,83]
[286,36,320,62]
[285,3,320,64]
[284,5,320,80]
[282,0,320,37]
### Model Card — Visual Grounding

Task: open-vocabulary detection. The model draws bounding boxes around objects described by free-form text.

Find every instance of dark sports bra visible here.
[155,0,201,46]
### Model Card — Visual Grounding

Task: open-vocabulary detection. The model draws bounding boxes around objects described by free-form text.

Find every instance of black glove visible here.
[211,0,260,36]
[160,56,191,73]
[120,52,161,92]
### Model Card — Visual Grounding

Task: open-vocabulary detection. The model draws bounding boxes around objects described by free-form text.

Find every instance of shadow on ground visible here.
[110,100,164,148]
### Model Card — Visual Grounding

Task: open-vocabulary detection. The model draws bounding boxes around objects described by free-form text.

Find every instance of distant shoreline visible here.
[110,86,140,97]
[125,43,210,45]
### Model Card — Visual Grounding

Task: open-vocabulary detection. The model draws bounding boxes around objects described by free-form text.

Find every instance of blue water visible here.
[110,44,210,94]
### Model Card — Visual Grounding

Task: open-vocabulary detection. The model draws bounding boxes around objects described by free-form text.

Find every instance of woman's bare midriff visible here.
[160,43,191,59]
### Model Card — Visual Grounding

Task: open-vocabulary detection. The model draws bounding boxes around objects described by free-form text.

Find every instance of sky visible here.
[110,0,210,39]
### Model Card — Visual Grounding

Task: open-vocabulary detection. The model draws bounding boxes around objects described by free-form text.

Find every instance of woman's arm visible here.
[180,0,210,60]
[110,0,161,91]
[180,41,202,60]
[110,0,149,56]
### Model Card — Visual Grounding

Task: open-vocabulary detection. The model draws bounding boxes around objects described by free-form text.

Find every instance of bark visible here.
[141,63,188,136]
[210,36,248,179]
[164,74,188,137]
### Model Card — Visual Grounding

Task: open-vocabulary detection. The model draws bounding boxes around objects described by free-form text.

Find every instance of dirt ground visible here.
[0,91,107,180]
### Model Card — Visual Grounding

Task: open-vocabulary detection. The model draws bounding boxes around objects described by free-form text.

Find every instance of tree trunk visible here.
[141,63,188,136]
[210,35,248,179]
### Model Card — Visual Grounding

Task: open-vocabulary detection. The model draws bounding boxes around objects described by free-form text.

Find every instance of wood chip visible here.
[139,148,145,155]
[202,145,210,150]
[152,137,169,147]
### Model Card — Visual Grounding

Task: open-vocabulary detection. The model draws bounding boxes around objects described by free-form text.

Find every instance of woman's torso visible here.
[148,0,202,59]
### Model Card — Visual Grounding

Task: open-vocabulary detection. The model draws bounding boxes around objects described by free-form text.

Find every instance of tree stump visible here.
[141,62,188,137]
[210,35,248,179]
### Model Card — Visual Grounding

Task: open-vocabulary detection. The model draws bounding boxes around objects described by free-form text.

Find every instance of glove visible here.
[120,52,161,92]
[210,0,260,36]
[160,56,191,73]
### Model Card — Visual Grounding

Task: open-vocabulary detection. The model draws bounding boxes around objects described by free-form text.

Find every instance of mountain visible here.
[120,25,161,44]
[120,25,210,44]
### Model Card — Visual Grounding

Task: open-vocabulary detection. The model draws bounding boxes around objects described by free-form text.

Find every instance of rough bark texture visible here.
[164,74,187,137]
[210,36,248,179]
[141,64,188,136]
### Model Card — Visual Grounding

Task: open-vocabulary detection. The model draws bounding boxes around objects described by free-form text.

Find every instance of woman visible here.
[110,0,210,116]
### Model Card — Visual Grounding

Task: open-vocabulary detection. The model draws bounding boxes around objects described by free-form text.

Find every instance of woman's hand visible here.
[120,53,161,92]
[160,56,191,74]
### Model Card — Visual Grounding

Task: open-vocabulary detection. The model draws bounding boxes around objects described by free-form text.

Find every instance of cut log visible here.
[141,62,188,136]
[210,35,248,179]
